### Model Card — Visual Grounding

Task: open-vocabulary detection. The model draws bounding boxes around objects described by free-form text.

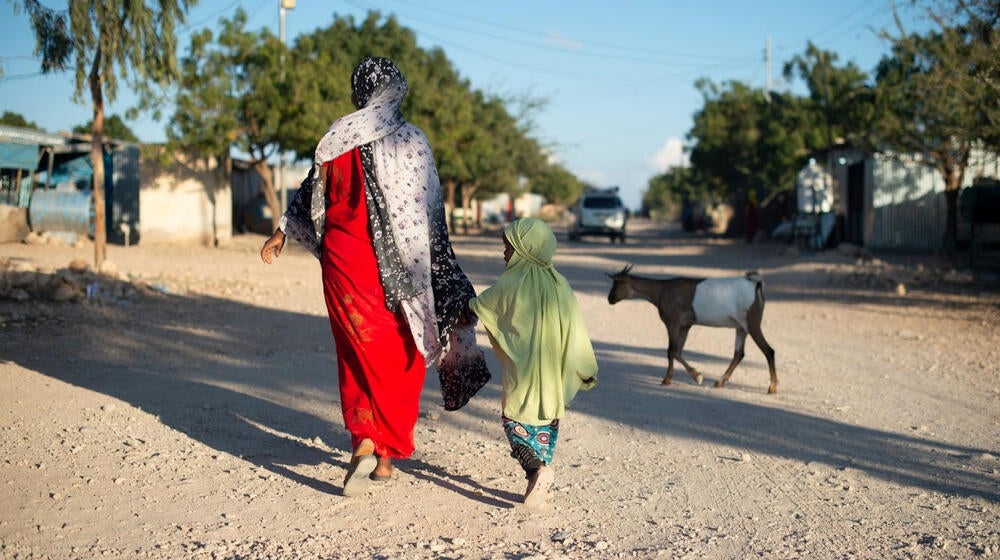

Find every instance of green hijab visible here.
[469,218,597,425]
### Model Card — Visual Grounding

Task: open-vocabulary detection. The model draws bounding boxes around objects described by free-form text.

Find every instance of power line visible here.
[348,0,760,68]
[391,0,749,62]
[179,0,244,34]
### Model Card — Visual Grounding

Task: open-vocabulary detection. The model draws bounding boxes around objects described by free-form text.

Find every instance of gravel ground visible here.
[1,219,998,559]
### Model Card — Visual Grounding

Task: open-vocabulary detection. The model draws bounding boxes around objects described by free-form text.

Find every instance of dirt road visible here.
[2,220,998,559]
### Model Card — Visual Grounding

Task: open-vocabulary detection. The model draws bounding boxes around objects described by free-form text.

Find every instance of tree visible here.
[73,114,138,142]
[875,3,998,251]
[688,81,815,204]
[15,0,196,267]
[0,111,42,131]
[288,12,560,226]
[899,0,1000,149]
[530,161,583,207]
[643,166,705,218]
[783,42,878,152]
[168,9,297,230]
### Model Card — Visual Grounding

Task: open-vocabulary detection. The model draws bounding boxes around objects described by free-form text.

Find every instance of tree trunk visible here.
[442,178,458,231]
[460,182,479,234]
[939,146,969,256]
[89,49,106,268]
[254,160,281,231]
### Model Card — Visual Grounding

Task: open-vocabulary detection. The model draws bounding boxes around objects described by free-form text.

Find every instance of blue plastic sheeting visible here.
[28,188,93,235]
[0,143,39,170]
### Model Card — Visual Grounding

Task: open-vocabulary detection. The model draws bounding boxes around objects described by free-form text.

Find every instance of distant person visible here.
[468,218,598,507]
[681,199,695,232]
[260,56,491,497]
[746,188,759,243]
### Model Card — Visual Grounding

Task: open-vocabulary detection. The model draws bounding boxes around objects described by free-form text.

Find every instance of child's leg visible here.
[510,443,545,477]
[503,416,561,506]
[503,416,559,473]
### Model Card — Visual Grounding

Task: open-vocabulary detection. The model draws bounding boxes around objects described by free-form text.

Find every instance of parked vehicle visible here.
[568,188,628,243]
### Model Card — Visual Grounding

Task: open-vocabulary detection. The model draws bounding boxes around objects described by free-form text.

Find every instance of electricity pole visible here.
[764,36,772,102]
[278,0,295,213]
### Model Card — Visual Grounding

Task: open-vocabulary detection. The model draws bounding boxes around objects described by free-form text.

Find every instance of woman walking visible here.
[260,56,490,497]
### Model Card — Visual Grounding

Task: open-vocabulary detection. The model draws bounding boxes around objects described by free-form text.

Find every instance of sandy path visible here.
[1,219,998,559]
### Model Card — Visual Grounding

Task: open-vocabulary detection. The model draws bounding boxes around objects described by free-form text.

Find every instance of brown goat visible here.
[607,265,777,394]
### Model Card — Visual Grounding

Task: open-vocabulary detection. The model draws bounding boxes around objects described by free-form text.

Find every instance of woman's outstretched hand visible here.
[260,229,286,264]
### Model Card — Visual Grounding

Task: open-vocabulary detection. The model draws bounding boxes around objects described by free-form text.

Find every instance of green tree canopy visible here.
[15,0,196,266]
[168,8,299,228]
[0,111,42,131]
[172,9,566,228]
[875,2,999,250]
[782,42,878,150]
[687,80,816,204]
[73,114,138,142]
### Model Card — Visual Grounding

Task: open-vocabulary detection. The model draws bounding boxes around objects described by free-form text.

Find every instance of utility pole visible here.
[278,0,295,213]
[764,36,772,102]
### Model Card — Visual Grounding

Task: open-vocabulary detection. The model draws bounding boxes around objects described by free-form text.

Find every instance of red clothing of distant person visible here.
[320,148,426,459]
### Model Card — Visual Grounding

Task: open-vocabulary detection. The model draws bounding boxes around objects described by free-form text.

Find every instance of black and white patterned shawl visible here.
[279,57,490,410]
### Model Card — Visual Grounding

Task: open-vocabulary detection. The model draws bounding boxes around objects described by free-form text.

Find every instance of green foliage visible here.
[530,162,584,206]
[289,11,555,207]
[643,166,703,217]
[873,1,999,249]
[783,42,878,149]
[686,80,815,205]
[72,114,138,142]
[645,42,883,221]
[170,9,563,216]
[16,0,195,104]
[875,8,997,157]
[15,0,196,266]
[0,111,42,131]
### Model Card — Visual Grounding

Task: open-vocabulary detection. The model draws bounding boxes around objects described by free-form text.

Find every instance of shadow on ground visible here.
[3,220,996,503]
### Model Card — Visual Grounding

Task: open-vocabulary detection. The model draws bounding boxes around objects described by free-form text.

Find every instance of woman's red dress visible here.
[320,148,426,459]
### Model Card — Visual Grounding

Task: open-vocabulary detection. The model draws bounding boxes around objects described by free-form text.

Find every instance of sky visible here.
[0,0,929,210]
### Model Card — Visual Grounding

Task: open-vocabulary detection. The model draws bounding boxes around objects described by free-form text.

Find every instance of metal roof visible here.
[0,124,83,146]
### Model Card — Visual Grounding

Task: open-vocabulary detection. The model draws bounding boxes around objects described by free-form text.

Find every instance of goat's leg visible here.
[662,326,678,385]
[714,328,747,389]
[747,323,777,394]
[671,326,703,385]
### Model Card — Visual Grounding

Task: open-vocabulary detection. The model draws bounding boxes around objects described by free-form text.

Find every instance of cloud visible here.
[578,168,609,187]
[546,31,583,50]
[649,138,689,171]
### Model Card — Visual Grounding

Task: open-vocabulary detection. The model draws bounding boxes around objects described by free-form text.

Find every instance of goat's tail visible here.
[745,270,766,308]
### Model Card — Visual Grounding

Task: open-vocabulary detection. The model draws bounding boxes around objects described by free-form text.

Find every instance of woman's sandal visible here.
[342,439,377,497]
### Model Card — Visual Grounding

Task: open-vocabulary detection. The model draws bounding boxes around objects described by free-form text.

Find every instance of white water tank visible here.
[796,162,833,214]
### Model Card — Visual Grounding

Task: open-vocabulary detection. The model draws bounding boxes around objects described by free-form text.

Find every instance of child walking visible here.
[469,218,598,507]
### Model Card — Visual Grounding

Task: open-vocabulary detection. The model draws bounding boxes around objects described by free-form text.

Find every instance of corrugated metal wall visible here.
[868,149,999,250]
[869,153,946,249]
[107,146,141,245]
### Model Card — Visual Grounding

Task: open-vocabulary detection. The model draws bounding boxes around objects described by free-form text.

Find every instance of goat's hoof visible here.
[693,374,703,385]
[660,379,672,386]
[713,380,725,388]
[768,385,777,395]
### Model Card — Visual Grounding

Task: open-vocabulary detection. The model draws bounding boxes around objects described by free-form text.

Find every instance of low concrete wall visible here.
[0,204,29,243]
[139,153,232,246]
